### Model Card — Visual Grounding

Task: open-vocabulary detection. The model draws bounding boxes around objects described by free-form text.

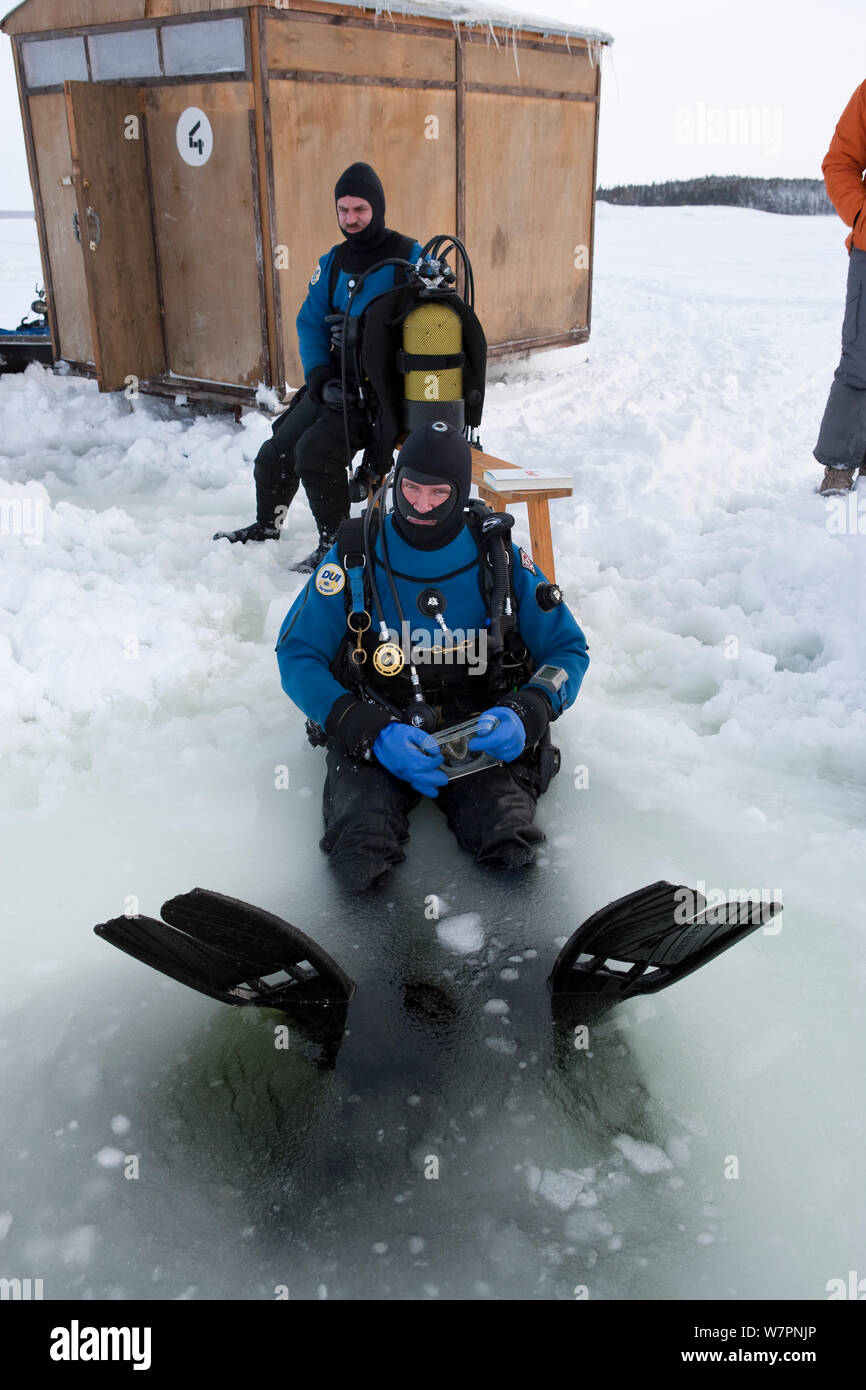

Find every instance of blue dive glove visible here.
[468,707,526,763]
[373,722,449,798]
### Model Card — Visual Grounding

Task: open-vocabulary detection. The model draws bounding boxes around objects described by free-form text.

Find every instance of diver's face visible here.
[400,478,453,524]
[337,198,373,234]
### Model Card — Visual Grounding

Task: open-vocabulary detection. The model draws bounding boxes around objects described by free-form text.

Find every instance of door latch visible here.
[85,206,102,251]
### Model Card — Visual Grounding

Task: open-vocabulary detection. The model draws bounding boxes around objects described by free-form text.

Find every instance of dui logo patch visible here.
[519,547,537,574]
[315,562,345,595]
[310,265,321,285]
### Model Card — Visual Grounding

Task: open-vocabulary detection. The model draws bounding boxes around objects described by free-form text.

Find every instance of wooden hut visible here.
[2,0,612,402]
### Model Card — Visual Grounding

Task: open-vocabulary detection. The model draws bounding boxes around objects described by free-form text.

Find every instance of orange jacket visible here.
[823,80,866,252]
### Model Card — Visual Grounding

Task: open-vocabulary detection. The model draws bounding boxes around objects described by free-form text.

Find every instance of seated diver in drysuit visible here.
[275,422,590,890]
[215,161,423,573]
[96,430,777,1011]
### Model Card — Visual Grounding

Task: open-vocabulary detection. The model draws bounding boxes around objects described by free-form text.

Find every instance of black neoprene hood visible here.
[334,162,388,252]
[392,422,472,550]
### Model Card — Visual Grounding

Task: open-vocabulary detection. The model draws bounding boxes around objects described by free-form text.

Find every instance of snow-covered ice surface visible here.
[1,204,864,1301]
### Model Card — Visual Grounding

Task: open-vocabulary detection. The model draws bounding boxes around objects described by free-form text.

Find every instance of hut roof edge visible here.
[1,1,614,45]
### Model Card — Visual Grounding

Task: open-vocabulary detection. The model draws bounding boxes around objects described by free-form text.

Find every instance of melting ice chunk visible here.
[613,1134,674,1174]
[95,1147,126,1169]
[436,912,483,954]
[538,1168,584,1211]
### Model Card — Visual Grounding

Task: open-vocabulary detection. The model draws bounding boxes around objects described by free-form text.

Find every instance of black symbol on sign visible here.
[188,120,204,156]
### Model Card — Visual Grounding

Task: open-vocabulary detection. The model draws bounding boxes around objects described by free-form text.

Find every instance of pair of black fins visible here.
[94,881,781,1016]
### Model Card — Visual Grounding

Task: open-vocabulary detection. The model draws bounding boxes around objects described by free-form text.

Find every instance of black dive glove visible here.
[325,694,395,761]
[496,687,554,748]
[306,364,339,405]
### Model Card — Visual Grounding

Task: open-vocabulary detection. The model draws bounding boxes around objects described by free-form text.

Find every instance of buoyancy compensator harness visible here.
[323,230,417,398]
[318,481,533,738]
[331,236,487,501]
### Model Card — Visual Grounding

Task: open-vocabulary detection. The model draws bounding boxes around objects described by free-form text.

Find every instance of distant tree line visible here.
[597,176,833,216]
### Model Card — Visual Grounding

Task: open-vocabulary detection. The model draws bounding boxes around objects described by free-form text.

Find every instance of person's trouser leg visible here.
[295,405,369,539]
[253,389,321,528]
[320,743,420,891]
[814,247,866,470]
[436,755,546,870]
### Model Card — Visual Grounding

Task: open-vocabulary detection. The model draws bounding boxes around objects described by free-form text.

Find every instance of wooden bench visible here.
[470,449,572,584]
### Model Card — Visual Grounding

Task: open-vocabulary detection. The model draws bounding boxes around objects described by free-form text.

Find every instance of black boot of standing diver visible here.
[214,390,320,543]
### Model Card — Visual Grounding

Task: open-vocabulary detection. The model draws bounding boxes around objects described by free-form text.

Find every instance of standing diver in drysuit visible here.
[275,422,590,890]
[215,162,423,572]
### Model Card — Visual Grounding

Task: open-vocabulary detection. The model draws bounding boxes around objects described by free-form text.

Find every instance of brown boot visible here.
[818,465,855,494]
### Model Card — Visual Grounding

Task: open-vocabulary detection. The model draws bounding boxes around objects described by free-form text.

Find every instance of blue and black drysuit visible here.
[253,233,423,539]
[276,512,589,888]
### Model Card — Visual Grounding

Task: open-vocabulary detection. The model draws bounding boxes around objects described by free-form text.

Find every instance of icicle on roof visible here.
[354,1,614,47]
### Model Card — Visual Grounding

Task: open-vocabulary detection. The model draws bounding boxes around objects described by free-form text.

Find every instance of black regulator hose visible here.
[482,513,515,658]
[420,235,475,308]
[363,478,390,636]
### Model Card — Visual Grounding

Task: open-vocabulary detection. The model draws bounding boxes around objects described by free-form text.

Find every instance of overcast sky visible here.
[1,0,864,207]
[553,0,866,185]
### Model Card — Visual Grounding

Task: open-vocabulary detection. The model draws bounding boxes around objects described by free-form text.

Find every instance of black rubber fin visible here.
[94,888,355,1013]
[549,880,781,1003]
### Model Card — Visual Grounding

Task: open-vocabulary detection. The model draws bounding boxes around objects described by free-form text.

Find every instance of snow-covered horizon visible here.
[1,202,863,1300]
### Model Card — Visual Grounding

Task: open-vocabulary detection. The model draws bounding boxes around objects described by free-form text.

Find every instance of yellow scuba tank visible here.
[401,301,465,431]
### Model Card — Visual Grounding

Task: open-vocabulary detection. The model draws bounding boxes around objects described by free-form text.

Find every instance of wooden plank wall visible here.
[3,0,146,33]
[2,0,245,32]
[265,14,457,389]
[465,41,598,97]
[65,79,164,389]
[466,94,595,346]
[250,6,278,392]
[28,92,94,362]
[464,42,597,349]
[266,14,454,81]
[144,0,247,14]
[142,79,266,385]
